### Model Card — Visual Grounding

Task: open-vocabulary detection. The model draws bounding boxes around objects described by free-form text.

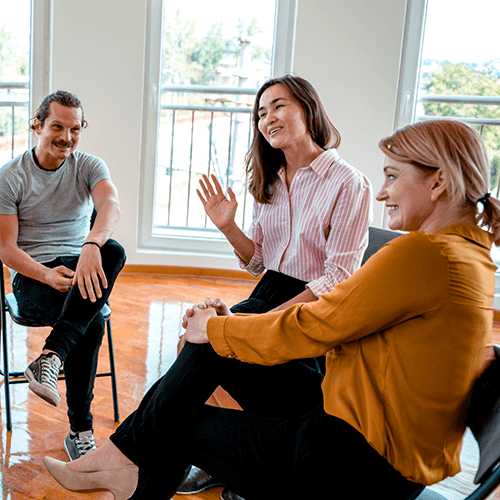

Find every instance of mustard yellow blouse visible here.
[208,223,497,485]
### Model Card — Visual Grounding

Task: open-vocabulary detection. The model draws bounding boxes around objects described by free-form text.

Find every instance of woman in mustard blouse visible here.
[44,119,500,500]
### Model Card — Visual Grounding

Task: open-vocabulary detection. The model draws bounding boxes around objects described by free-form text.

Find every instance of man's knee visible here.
[101,239,126,269]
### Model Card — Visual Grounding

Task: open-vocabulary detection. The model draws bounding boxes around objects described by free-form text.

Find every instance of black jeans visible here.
[110,343,425,500]
[231,270,325,377]
[13,239,126,432]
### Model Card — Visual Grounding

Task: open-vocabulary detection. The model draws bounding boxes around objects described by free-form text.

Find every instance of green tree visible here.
[162,10,202,85]
[236,17,270,66]
[422,62,500,181]
[0,24,15,76]
[190,23,227,85]
[0,23,28,78]
[491,155,500,192]
[162,11,228,86]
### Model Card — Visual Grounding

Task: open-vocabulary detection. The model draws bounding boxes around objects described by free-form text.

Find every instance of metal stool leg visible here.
[1,281,12,431]
[106,318,120,422]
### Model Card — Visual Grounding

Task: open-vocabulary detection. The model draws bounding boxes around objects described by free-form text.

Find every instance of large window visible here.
[139,0,297,255]
[0,0,31,165]
[0,0,52,167]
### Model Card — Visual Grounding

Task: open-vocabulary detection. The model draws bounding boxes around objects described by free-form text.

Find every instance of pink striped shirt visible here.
[238,149,373,297]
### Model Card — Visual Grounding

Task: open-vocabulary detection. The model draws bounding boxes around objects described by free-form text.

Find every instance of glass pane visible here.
[416,0,500,190]
[0,0,31,165]
[153,0,276,238]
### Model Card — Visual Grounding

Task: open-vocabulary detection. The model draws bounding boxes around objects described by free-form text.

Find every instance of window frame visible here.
[138,0,297,258]
[392,0,428,131]
[30,0,53,135]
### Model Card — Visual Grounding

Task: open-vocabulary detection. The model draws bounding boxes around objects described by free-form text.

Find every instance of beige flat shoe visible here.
[44,456,138,499]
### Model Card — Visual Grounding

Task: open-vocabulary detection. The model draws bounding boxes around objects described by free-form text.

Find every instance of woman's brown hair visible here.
[245,75,340,204]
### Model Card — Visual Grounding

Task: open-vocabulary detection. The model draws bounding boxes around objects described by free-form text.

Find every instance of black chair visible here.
[362,226,402,265]
[416,345,500,500]
[0,259,120,431]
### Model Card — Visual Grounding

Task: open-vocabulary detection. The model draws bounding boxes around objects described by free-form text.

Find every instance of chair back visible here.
[362,226,401,266]
[465,345,500,496]
[415,347,500,500]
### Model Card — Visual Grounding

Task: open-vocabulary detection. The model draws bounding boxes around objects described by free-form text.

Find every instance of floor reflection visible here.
[146,301,189,389]
[0,272,253,498]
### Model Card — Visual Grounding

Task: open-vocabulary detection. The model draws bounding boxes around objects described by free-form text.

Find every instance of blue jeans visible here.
[13,239,126,432]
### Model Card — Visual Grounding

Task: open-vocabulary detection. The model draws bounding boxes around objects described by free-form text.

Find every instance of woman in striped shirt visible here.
[198,74,372,312]
[177,74,372,497]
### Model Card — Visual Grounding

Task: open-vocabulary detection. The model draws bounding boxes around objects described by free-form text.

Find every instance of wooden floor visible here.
[0,272,254,500]
[0,271,499,499]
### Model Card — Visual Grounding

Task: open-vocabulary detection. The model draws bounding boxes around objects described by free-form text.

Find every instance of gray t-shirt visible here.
[0,148,111,281]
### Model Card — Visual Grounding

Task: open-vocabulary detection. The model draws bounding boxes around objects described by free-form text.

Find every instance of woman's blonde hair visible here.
[379,119,500,244]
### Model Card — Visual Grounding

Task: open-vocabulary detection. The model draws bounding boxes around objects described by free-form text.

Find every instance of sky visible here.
[0,0,30,43]
[422,0,500,63]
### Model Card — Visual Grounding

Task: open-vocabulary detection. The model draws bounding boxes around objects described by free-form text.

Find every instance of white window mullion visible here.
[30,0,53,132]
[392,0,428,131]
[272,0,297,77]
[138,0,163,250]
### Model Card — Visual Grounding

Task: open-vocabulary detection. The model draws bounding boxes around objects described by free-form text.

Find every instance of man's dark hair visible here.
[29,90,88,130]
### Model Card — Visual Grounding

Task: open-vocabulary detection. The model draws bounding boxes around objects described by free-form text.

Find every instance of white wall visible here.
[47,0,407,269]
[293,0,406,227]
[51,0,147,265]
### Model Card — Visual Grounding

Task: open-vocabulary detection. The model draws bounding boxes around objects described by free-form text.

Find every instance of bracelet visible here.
[82,241,101,249]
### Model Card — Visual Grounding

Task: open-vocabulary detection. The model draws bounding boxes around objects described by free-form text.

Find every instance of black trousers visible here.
[230,269,308,314]
[231,270,325,377]
[13,239,126,432]
[110,343,425,500]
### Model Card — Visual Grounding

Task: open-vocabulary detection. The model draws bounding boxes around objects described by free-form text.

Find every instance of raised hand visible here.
[197,174,238,231]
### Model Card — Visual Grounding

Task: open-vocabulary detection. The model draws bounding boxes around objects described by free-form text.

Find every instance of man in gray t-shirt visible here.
[0,90,125,461]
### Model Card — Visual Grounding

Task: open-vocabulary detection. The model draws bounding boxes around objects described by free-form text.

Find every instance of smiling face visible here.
[33,101,83,170]
[256,83,311,152]
[376,159,443,232]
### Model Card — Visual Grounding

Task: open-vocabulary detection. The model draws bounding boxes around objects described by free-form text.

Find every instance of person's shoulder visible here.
[322,149,371,187]
[383,230,448,263]
[0,151,33,179]
[72,150,106,166]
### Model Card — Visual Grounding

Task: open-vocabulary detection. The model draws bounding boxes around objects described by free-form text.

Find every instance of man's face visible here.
[34,101,83,169]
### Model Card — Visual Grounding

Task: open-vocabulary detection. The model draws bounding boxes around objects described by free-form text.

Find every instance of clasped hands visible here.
[178,297,233,353]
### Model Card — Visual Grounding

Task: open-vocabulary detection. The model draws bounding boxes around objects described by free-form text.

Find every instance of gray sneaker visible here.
[24,353,62,406]
[64,430,96,461]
